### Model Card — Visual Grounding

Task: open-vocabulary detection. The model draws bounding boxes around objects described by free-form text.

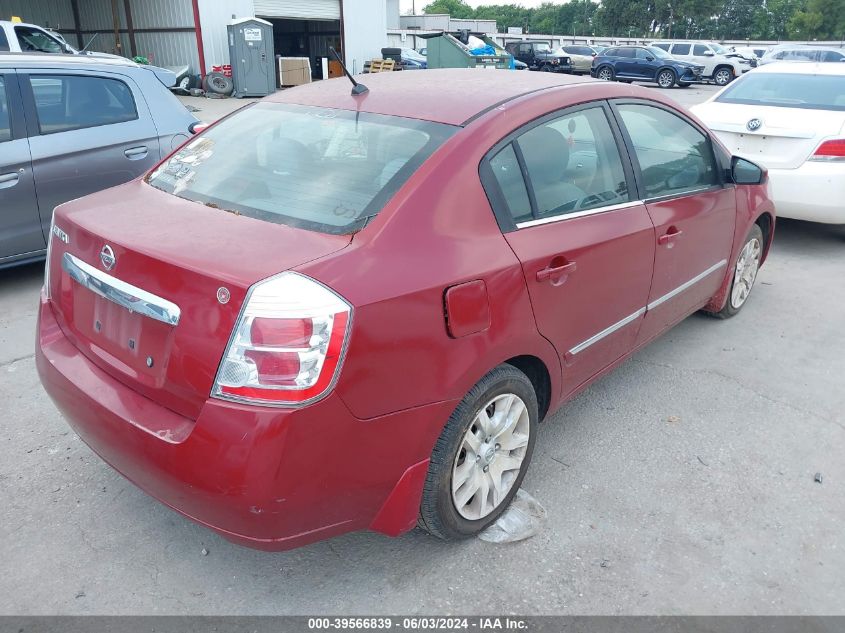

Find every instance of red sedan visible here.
[36,70,774,550]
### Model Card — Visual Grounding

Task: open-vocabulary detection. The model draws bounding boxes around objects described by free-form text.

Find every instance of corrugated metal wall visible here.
[254,0,339,20]
[197,0,255,69]
[0,0,75,31]
[2,0,202,72]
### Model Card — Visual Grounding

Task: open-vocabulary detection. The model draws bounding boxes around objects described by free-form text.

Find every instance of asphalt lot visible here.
[2,82,844,615]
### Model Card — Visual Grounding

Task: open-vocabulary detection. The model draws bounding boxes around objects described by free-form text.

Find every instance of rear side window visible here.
[0,27,9,52]
[617,47,635,58]
[0,77,11,142]
[693,44,709,55]
[29,75,138,134]
[148,103,456,234]
[498,106,629,223]
[617,104,718,199]
[488,144,532,223]
[716,73,845,111]
[672,43,691,55]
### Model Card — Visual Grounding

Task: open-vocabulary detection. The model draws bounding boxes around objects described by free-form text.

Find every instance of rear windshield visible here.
[147,103,456,234]
[716,73,845,111]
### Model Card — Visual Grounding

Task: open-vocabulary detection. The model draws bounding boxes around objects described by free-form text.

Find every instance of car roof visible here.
[752,61,845,75]
[0,52,139,70]
[266,68,595,126]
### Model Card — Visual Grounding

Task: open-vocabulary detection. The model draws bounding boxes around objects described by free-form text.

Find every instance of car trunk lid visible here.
[47,180,352,420]
[694,102,845,169]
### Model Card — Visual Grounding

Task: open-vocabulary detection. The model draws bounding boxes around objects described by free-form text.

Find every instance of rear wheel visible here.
[597,65,614,81]
[540,63,553,72]
[657,68,676,88]
[418,364,538,540]
[713,66,733,86]
[708,224,763,319]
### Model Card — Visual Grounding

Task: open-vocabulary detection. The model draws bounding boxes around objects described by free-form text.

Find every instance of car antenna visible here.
[80,33,98,53]
[329,47,368,96]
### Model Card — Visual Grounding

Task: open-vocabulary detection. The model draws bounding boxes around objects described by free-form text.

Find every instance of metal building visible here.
[0,0,388,79]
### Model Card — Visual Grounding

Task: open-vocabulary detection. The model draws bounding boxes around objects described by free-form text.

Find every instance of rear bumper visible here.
[36,294,456,550]
[767,162,845,223]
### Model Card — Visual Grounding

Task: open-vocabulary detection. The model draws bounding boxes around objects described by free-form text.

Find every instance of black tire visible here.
[418,364,539,540]
[677,81,691,88]
[540,63,553,72]
[713,66,733,86]
[706,223,764,319]
[596,65,614,81]
[203,72,233,96]
[656,68,676,89]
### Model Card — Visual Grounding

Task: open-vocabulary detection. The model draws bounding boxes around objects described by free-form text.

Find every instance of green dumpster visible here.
[420,32,512,70]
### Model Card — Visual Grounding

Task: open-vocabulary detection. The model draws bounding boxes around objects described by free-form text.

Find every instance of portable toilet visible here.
[227,17,275,97]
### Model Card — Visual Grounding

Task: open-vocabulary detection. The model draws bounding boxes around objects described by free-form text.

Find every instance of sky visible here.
[399,0,552,12]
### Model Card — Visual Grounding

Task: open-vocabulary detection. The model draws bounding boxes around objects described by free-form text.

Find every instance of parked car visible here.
[650,41,753,85]
[759,46,845,65]
[513,58,528,70]
[1,20,76,54]
[401,47,427,69]
[505,41,572,73]
[731,45,768,61]
[592,45,704,88]
[558,45,597,74]
[37,69,774,551]
[692,61,845,223]
[0,53,198,268]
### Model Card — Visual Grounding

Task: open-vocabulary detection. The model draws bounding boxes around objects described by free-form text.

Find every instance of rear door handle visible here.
[536,260,577,283]
[658,228,683,245]
[124,146,149,160]
[0,172,19,189]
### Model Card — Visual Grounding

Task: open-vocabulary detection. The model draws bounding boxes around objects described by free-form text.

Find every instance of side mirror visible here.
[189,121,209,135]
[730,156,765,185]
[646,56,654,61]
[703,50,715,56]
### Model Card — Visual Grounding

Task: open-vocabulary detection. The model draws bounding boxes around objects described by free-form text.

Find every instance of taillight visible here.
[809,139,845,162]
[212,272,352,407]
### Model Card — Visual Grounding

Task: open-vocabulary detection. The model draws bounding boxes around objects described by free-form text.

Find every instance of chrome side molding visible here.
[62,253,181,326]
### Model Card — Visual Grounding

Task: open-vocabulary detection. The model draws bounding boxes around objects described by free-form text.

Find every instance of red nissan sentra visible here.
[36,70,774,550]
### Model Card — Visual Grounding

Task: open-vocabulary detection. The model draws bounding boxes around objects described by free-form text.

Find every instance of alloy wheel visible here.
[715,68,732,86]
[730,237,761,309]
[657,70,674,88]
[598,67,612,80]
[451,393,531,521]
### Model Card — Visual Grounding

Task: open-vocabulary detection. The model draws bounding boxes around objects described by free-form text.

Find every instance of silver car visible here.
[0,53,198,269]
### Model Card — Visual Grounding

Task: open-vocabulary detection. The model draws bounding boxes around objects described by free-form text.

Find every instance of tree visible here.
[789,0,845,39]
[421,0,474,18]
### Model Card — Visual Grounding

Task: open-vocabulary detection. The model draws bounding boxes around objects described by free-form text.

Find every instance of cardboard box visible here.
[277,57,311,87]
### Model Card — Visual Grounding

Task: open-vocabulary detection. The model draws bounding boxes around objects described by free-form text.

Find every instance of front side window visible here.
[0,77,10,142]
[15,26,63,53]
[821,50,844,62]
[693,44,709,56]
[617,104,718,199]
[30,75,138,134]
[513,106,629,221]
[534,43,551,52]
[148,103,455,234]
[672,43,691,55]
[653,43,670,51]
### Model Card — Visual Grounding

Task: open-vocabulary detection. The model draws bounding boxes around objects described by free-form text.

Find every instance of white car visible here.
[650,41,752,85]
[0,20,76,54]
[692,62,845,223]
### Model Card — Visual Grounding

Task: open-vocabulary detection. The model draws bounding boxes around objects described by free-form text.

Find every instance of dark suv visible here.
[591,45,703,88]
[505,41,572,73]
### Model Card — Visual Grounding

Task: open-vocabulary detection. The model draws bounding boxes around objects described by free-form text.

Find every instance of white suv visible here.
[650,41,752,86]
